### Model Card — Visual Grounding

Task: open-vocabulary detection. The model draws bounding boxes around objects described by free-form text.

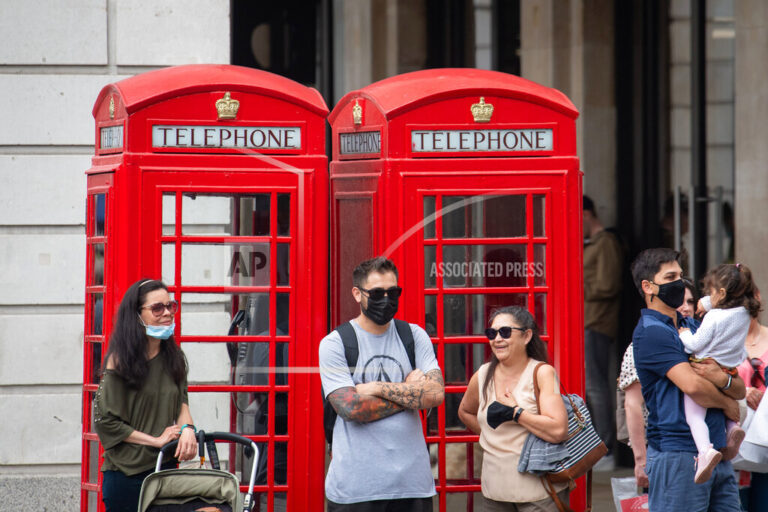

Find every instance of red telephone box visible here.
[328,69,584,511]
[81,64,328,511]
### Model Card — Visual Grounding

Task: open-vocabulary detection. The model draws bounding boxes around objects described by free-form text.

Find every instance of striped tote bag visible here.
[532,362,608,483]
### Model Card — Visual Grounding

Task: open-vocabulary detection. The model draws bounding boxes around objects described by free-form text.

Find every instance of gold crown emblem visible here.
[471,97,494,123]
[216,92,240,120]
[109,96,115,119]
[352,100,362,125]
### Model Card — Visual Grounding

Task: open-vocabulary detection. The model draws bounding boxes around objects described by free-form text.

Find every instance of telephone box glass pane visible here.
[277,193,291,236]
[535,293,547,335]
[180,193,271,236]
[162,243,175,285]
[94,194,106,236]
[277,244,290,285]
[441,244,528,288]
[180,243,271,287]
[442,195,526,238]
[424,295,437,336]
[443,343,485,385]
[235,391,267,428]
[276,294,290,335]
[424,246,437,288]
[181,293,263,336]
[274,441,288,484]
[533,194,546,237]
[91,244,105,286]
[88,440,99,483]
[443,294,527,336]
[91,343,103,384]
[162,193,176,235]
[533,244,546,286]
[423,196,436,239]
[275,391,289,435]
[91,293,103,335]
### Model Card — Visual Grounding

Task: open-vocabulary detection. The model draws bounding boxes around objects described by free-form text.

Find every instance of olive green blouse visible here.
[94,353,188,475]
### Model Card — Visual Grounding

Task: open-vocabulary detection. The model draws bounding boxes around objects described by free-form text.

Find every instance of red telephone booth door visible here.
[138,167,319,511]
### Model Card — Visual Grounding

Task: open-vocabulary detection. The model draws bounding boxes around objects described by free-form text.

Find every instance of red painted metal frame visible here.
[83,65,328,512]
[329,69,584,511]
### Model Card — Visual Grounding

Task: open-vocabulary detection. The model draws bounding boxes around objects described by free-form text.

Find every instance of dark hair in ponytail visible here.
[701,263,762,318]
[482,306,549,403]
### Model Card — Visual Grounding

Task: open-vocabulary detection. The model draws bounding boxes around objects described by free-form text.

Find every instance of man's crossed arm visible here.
[327,368,445,424]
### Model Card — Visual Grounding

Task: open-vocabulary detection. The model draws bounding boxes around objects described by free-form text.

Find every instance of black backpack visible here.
[322,319,416,452]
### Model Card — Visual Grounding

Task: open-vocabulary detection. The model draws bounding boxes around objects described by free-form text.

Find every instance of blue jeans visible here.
[646,446,741,511]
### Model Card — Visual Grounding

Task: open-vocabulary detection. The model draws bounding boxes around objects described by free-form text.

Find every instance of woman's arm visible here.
[624,382,649,487]
[458,373,481,434]
[174,402,198,461]
[515,365,568,444]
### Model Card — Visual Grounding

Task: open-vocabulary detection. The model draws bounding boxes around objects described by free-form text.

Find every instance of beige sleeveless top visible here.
[477,359,568,502]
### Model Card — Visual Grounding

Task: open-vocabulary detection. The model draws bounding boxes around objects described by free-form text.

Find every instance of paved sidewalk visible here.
[592,467,635,511]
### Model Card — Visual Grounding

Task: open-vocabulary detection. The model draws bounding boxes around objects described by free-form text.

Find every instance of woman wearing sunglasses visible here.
[94,279,198,512]
[736,309,768,511]
[459,306,569,511]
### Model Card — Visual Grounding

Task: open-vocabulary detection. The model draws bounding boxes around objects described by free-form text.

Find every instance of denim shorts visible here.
[645,446,741,512]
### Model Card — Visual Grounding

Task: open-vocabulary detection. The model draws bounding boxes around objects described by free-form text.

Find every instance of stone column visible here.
[333,0,374,103]
[734,1,768,298]
[520,0,616,226]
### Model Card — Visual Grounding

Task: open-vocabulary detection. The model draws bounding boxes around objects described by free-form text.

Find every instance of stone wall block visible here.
[0,0,107,65]
[116,0,230,66]
[0,235,86,305]
[0,155,88,226]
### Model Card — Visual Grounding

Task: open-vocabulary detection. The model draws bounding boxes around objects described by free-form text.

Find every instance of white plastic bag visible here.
[611,476,648,512]
[732,392,768,472]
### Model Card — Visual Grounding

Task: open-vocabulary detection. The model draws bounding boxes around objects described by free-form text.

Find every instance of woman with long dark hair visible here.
[94,279,198,512]
[458,306,569,511]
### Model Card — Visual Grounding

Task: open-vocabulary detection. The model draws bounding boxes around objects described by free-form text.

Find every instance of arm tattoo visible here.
[328,387,403,423]
[377,369,445,410]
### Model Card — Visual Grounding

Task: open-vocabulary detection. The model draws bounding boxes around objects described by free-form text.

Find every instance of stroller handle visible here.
[156,430,260,511]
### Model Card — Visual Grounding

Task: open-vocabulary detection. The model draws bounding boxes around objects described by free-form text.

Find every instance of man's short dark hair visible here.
[630,248,680,297]
[583,195,595,214]
[353,257,399,288]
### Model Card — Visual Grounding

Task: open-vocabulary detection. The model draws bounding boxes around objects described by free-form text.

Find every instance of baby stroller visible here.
[138,431,259,512]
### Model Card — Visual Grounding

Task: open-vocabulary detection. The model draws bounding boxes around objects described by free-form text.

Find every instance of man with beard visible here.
[319,257,444,511]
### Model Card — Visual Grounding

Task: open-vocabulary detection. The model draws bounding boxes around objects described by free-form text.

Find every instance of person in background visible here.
[582,195,625,470]
[94,279,198,512]
[737,305,768,511]
[458,306,570,511]
[618,277,700,488]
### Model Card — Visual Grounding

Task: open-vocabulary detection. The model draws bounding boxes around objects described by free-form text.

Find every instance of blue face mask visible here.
[145,322,175,340]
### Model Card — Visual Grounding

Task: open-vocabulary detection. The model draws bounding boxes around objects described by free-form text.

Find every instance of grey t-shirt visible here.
[319,319,439,504]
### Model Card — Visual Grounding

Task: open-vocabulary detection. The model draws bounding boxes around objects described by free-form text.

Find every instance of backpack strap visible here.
[336,321,359,371]
[393,319,417,371]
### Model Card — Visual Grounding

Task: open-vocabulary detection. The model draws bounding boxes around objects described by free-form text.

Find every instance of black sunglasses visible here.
[485,326,527,340]
[359,286,403,301]
[750,357,766,387]
[141,300,179,317]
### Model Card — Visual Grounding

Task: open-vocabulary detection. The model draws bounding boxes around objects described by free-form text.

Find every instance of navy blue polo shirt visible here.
[633,309,727,452]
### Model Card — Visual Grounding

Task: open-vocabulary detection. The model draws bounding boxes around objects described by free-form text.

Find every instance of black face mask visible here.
[361,295,399,326]
[651,279,686,309]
